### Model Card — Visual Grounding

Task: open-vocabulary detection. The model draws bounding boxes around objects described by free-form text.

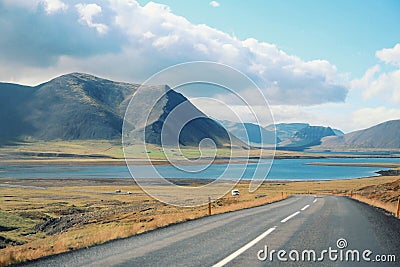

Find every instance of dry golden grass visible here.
[0,175,399,266]
[345,178,400,216]
[350,195,398,215]
[0,179,289,266]
[0,202,285,265]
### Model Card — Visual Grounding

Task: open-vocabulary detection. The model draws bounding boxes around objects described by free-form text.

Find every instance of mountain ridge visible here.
[1,73,398,149]
[218,120,278,147]
[0,73,239,148]
[277,125,337,150]
[320,119,400,149]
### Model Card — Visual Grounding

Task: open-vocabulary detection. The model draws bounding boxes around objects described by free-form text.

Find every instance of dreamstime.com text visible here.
[257,238,396,263]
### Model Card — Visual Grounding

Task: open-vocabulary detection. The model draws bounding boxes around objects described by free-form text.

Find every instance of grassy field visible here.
[0,175,399,266]
[0,139,340,163]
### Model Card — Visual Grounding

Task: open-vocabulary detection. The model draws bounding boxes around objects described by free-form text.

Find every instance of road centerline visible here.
[211,227,276,267]
[301,204,310,211]
[280,211,301,223]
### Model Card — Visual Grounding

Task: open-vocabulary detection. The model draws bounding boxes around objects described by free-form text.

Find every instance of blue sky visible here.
[137,0,400,77]
[0,0,399,132]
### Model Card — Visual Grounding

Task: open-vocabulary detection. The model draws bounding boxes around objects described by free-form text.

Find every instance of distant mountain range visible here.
[277,125,337,149]
[0,73,240,148]
[265,123,309,141]
[218,120,278,147]
[213,121,344,150]
[263,123,342,150]
[1,73,398,149]
[265,123,344,141]
[320,120,400,149]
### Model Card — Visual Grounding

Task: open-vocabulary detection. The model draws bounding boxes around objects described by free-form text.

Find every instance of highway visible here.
[21,195,400,266]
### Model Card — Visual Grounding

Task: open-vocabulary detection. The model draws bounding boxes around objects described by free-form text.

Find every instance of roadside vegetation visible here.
[0,175,399,266]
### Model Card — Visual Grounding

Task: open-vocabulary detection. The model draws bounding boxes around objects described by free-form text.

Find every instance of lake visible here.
[1,157,400,181]
[304,149,400,156]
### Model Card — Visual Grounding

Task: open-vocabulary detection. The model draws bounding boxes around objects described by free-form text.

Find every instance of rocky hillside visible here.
[124,85,241,147]
[0,73,238,147]
[321,120,400,149]
[278,126,336,149]
[219,120,278,147]
[0,73,136,143]
[265,123,309,142]
[264,123,341,150]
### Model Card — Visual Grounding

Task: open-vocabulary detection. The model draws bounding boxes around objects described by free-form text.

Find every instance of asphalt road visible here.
[20,195,400,267]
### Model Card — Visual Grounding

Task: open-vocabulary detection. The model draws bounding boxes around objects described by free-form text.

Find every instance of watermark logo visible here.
[336,238,347,249]
[257,238,396,263]
[122,61,276,207]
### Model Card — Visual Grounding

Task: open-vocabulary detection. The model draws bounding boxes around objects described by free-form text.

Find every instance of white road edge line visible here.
[313,199,318,203]
[280,211,301,223]
[301,204,310,211]
[212,227,276,267]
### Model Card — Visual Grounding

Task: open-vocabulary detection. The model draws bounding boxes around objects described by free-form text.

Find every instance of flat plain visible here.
[1,140,399,265]
[0,174,399,266]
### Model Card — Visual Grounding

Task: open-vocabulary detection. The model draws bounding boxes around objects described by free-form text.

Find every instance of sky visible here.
[0,0,399,132]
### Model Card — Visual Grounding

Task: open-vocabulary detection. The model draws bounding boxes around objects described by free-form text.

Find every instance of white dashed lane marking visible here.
[212,227,276,267]
[212,197,322,266]
[301,204,310,211]
[280,211,301,223]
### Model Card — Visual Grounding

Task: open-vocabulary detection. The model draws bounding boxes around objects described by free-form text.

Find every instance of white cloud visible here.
[376,43,400,66]
[5,1,399,133]
[190,99,274,126]
[0,0,347,106]
[351,65,380,91]
[269,104,353,131]
[107,1,347,105]
[153,34,180,48]
[190,100,349,131]
[270,105,314,124]
[143,31,155,39]
[43,0,67,14]
[209,1,220,8]
[75,3,108,34]
[363,69,400,103]
[351,107,400,130]
[352,43,400,104]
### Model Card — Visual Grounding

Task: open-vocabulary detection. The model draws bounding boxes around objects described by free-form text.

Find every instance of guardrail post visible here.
[208,196,212,216]
[396,197,400,218]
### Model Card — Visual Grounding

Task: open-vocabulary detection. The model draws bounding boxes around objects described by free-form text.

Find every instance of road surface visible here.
[20,195,400,266]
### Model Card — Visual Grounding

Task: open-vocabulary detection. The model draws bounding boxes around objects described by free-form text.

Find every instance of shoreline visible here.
[307,162,400,168]
[2,153,400,166]
[0,171,393,187]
